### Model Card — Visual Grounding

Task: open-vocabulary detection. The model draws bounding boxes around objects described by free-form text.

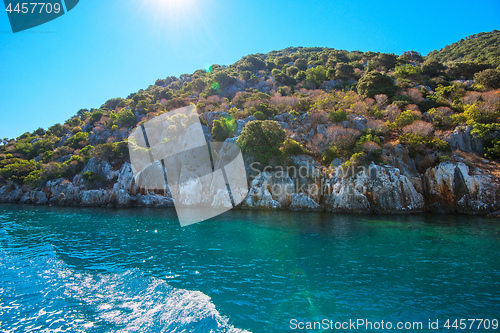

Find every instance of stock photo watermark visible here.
[3,0,79,33]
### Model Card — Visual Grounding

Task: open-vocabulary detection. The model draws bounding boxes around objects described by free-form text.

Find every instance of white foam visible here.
[0,247,250,333]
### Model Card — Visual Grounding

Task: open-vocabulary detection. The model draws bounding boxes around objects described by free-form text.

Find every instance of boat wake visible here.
[0,244,250,332]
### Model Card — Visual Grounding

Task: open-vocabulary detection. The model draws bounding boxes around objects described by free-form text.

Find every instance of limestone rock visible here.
[424,162,500,213]
[0,185,23,203]
[325,164,424,213]
[19,191,48,205]
[136,193,174,208]
[443,126,483,154]
[81,190,109,207]
[47,178,82,205]
[290,193,320,210]
[242,172,281,209]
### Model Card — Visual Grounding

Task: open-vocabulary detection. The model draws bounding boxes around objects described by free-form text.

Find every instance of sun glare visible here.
[143,0,199,22]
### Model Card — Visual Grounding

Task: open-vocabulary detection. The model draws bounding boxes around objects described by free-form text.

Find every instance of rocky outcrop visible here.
[2,154,498,215]
[109,163,137,207]
[0,185,23,203]
[242,172,281,209]
[136,193,174,208]
[81,190,109,207]
[47,178,83,205]
[290,193,320,210]
[424,162,500,213]
[442,126,484,154]
[324,164,424,213]
[20,191,48,205]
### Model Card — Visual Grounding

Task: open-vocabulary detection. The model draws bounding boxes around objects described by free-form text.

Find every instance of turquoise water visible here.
[1,204,499,332]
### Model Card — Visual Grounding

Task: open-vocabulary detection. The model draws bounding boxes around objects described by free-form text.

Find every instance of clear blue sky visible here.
[1,0,499,139]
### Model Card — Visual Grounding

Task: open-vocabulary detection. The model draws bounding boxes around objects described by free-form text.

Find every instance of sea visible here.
[1,204,499,332]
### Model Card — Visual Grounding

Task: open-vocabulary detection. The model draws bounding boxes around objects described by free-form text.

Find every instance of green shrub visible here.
[485,139,500,160]
[253,111,267,120]
[342,152,367,169]
[394,64,422,79]
[82,171,104,182]
[427,107,454,128]
[117,109,136,127]
[322,145,342,165]
[399,133,451,155]
[395,110,416,127]
[91,141,129,164]
[47,123,64,136]
[357,71,396,98]
[328,110,348,123]
[474,69,500,89]
[0,159,41,184]
[89,111,104,125]
[65,132,89,149]
[281,139,311,156]
[24,170,42,186]
[306,66,327,88]
[212,117,236,141]
[237,120,286,163]
[464,103,499,125]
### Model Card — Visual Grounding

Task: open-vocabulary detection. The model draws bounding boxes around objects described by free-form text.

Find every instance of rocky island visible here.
[1,31,500,216]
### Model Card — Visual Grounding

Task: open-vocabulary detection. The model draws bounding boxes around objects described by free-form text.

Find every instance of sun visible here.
[143,0,199,22]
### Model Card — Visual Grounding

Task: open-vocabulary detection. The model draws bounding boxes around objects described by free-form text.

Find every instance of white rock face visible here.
[290,193,320,210]
[81,190,109,207]
[20,191,48,205]
[47,178,82,205]
[242,172,281,209]
[109,162,137,207]
[136,193,174,208]
[424,162,499,212]
[80,157,118,182]
[325,164,424,213]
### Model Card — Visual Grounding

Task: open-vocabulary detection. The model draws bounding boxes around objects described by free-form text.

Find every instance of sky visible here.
[0,0,499,139]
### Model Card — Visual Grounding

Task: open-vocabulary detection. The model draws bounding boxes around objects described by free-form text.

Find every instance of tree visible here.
[357,71,397,98]
[422,59,445,77]
[376,53,398,71]
[89,110,104,125]
[65,132,89,149]
[212,117,236,141]
[398,50,423,64]
[394,64,422,79]
[117,109,136,127]
[334,63,354,79]
[306,66,327,88]
[237,120,286,163]
[474,69,500,89]
[47,123,64,137]
[286,66,299,77]
[329,110,348,123]
[294,58,308,71]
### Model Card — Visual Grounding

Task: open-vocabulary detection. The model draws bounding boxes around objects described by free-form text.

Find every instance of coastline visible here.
[2,153,499,217]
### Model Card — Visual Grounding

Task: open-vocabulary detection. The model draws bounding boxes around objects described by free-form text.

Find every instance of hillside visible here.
[426,30,500,66]
[1,31,500,215]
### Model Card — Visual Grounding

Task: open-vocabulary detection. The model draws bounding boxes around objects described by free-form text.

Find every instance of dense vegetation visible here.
[427,30,500,66]
[1,31,499,187]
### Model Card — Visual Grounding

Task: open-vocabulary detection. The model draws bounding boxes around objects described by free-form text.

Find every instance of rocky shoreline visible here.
[2,148,499,216]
